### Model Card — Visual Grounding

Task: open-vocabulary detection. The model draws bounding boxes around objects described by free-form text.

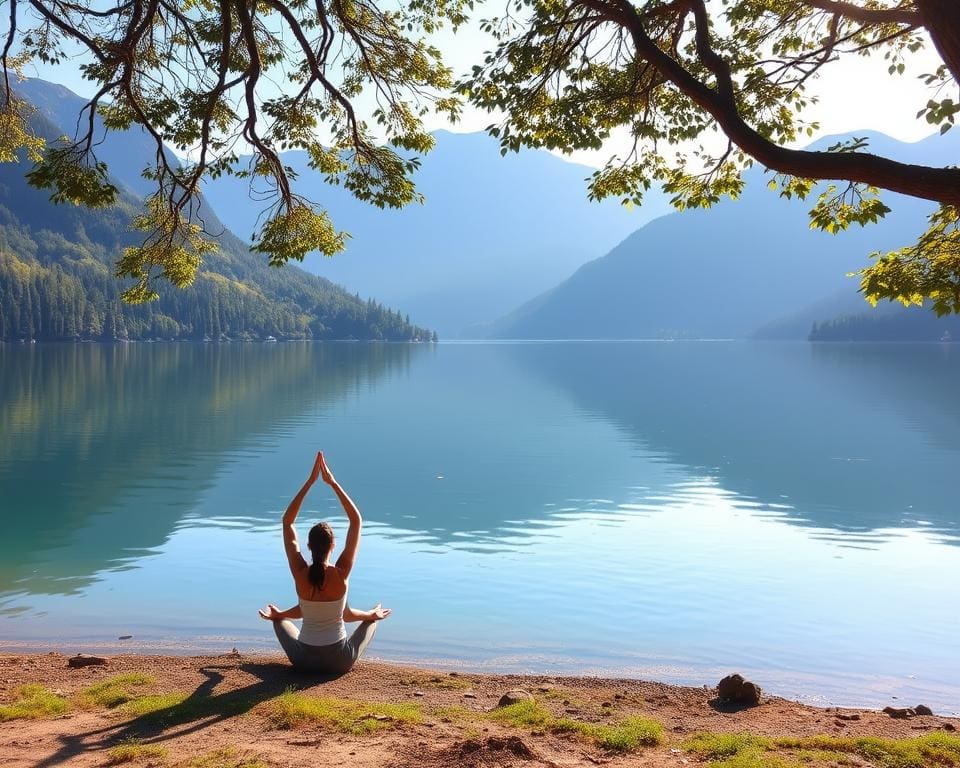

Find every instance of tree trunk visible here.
[916,0,960,86]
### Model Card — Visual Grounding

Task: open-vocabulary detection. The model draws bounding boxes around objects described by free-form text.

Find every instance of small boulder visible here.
[942,722,956,732]
[914,705,934,716]
[67,655,107,668]
[497,689,533,708]
[717,673,746,700]
[716,674,762,706]
[739,681,762,706]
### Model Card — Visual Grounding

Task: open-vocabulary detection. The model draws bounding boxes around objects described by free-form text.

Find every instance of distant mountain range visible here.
[9,78,960,343]
[200,131,668,336]
[482,131,960,340]
[13,78,175,201]
[0,79,431,342]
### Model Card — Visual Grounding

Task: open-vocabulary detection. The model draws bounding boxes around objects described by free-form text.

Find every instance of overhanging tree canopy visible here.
[1,0,958,310]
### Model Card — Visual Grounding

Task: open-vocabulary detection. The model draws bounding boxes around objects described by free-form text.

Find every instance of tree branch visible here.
[582,0,960,206]
[800,0,919,27]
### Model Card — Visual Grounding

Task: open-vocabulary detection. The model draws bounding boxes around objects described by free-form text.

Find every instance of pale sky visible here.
[24,14,950,170]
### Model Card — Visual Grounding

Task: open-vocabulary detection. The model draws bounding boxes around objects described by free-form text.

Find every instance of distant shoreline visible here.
[0,337,438,345]
[3,337,959,345]
[2,639,958,717]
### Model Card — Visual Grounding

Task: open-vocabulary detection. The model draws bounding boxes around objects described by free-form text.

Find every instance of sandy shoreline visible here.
[1,652,958,768]
[2,638,952,715]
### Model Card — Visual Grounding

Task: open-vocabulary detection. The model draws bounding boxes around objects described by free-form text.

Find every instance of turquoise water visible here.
[1,341,958,712]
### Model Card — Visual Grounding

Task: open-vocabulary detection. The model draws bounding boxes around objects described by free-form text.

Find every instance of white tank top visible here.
[298,594,348,646]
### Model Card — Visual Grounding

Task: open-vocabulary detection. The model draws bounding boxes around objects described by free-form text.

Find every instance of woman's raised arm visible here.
[282,452,323,575]
[318,454,362,579]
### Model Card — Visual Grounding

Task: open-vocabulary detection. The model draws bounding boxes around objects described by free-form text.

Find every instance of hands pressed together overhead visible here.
[308,451,336,487]
[261,451,390,625]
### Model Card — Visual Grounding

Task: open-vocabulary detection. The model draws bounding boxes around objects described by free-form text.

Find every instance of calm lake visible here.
[1,341,958,712]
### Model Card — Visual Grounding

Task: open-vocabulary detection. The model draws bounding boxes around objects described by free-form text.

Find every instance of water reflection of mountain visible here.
[5,340,958,605]
[0,342,423,596]
[512,341,960,541]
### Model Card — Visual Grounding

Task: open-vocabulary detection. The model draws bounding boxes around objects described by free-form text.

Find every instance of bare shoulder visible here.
[296,565,347,601]
[325,566,348,598]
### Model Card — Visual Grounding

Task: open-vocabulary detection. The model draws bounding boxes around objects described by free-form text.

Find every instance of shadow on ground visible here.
[707,697,758,714]
[37,660,343,768]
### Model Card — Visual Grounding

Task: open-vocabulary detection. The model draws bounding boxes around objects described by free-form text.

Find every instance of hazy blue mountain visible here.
[14,78,174,199]
[755,287,960,341]
[752,288,876,340]
[486,131,959,339]
[0,83,432,342]
[200,131,669,335]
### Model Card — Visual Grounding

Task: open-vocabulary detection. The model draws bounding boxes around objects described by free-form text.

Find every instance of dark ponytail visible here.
[307,522,334,590]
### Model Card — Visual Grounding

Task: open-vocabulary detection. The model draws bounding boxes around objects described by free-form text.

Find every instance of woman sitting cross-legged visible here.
[259,451,390,673]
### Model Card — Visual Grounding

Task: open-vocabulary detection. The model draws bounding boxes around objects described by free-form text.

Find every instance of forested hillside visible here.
[809,309,960,342]
[0,94,433,343]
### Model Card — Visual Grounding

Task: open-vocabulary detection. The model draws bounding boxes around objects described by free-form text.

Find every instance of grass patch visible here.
[432,704,481,724]
[118,693,189,718]
[106,739,167,764]
[684,731,960,768]
[775,733,960,768]
[702,753,796,768]
[488,700,554,728]
[683,733,786,768]
[554,716,663,753]
[268,690,422,734]
[185,747,269,768]
[684,733,773,760]
[789,747,856,765]
[490,699,662,753]
[399,674,471,690]
[80,674,155,708]
[540,688,571,701]
[0,684,70,721]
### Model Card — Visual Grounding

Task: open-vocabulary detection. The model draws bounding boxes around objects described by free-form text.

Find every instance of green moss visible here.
[268,691,422,734]
[81,673,155,708]
[0,684,70,721]
[106,739,168,764]
[118,693,189,718]
[185,747,270,768]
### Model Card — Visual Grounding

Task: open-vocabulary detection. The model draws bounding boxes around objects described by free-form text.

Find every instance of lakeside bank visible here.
[1,653,958,768]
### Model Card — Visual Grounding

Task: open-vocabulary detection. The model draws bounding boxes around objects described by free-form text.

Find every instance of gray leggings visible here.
[272,619,377,674]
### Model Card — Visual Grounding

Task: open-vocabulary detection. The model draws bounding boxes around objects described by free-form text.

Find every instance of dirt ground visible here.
[0,653,957,768]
